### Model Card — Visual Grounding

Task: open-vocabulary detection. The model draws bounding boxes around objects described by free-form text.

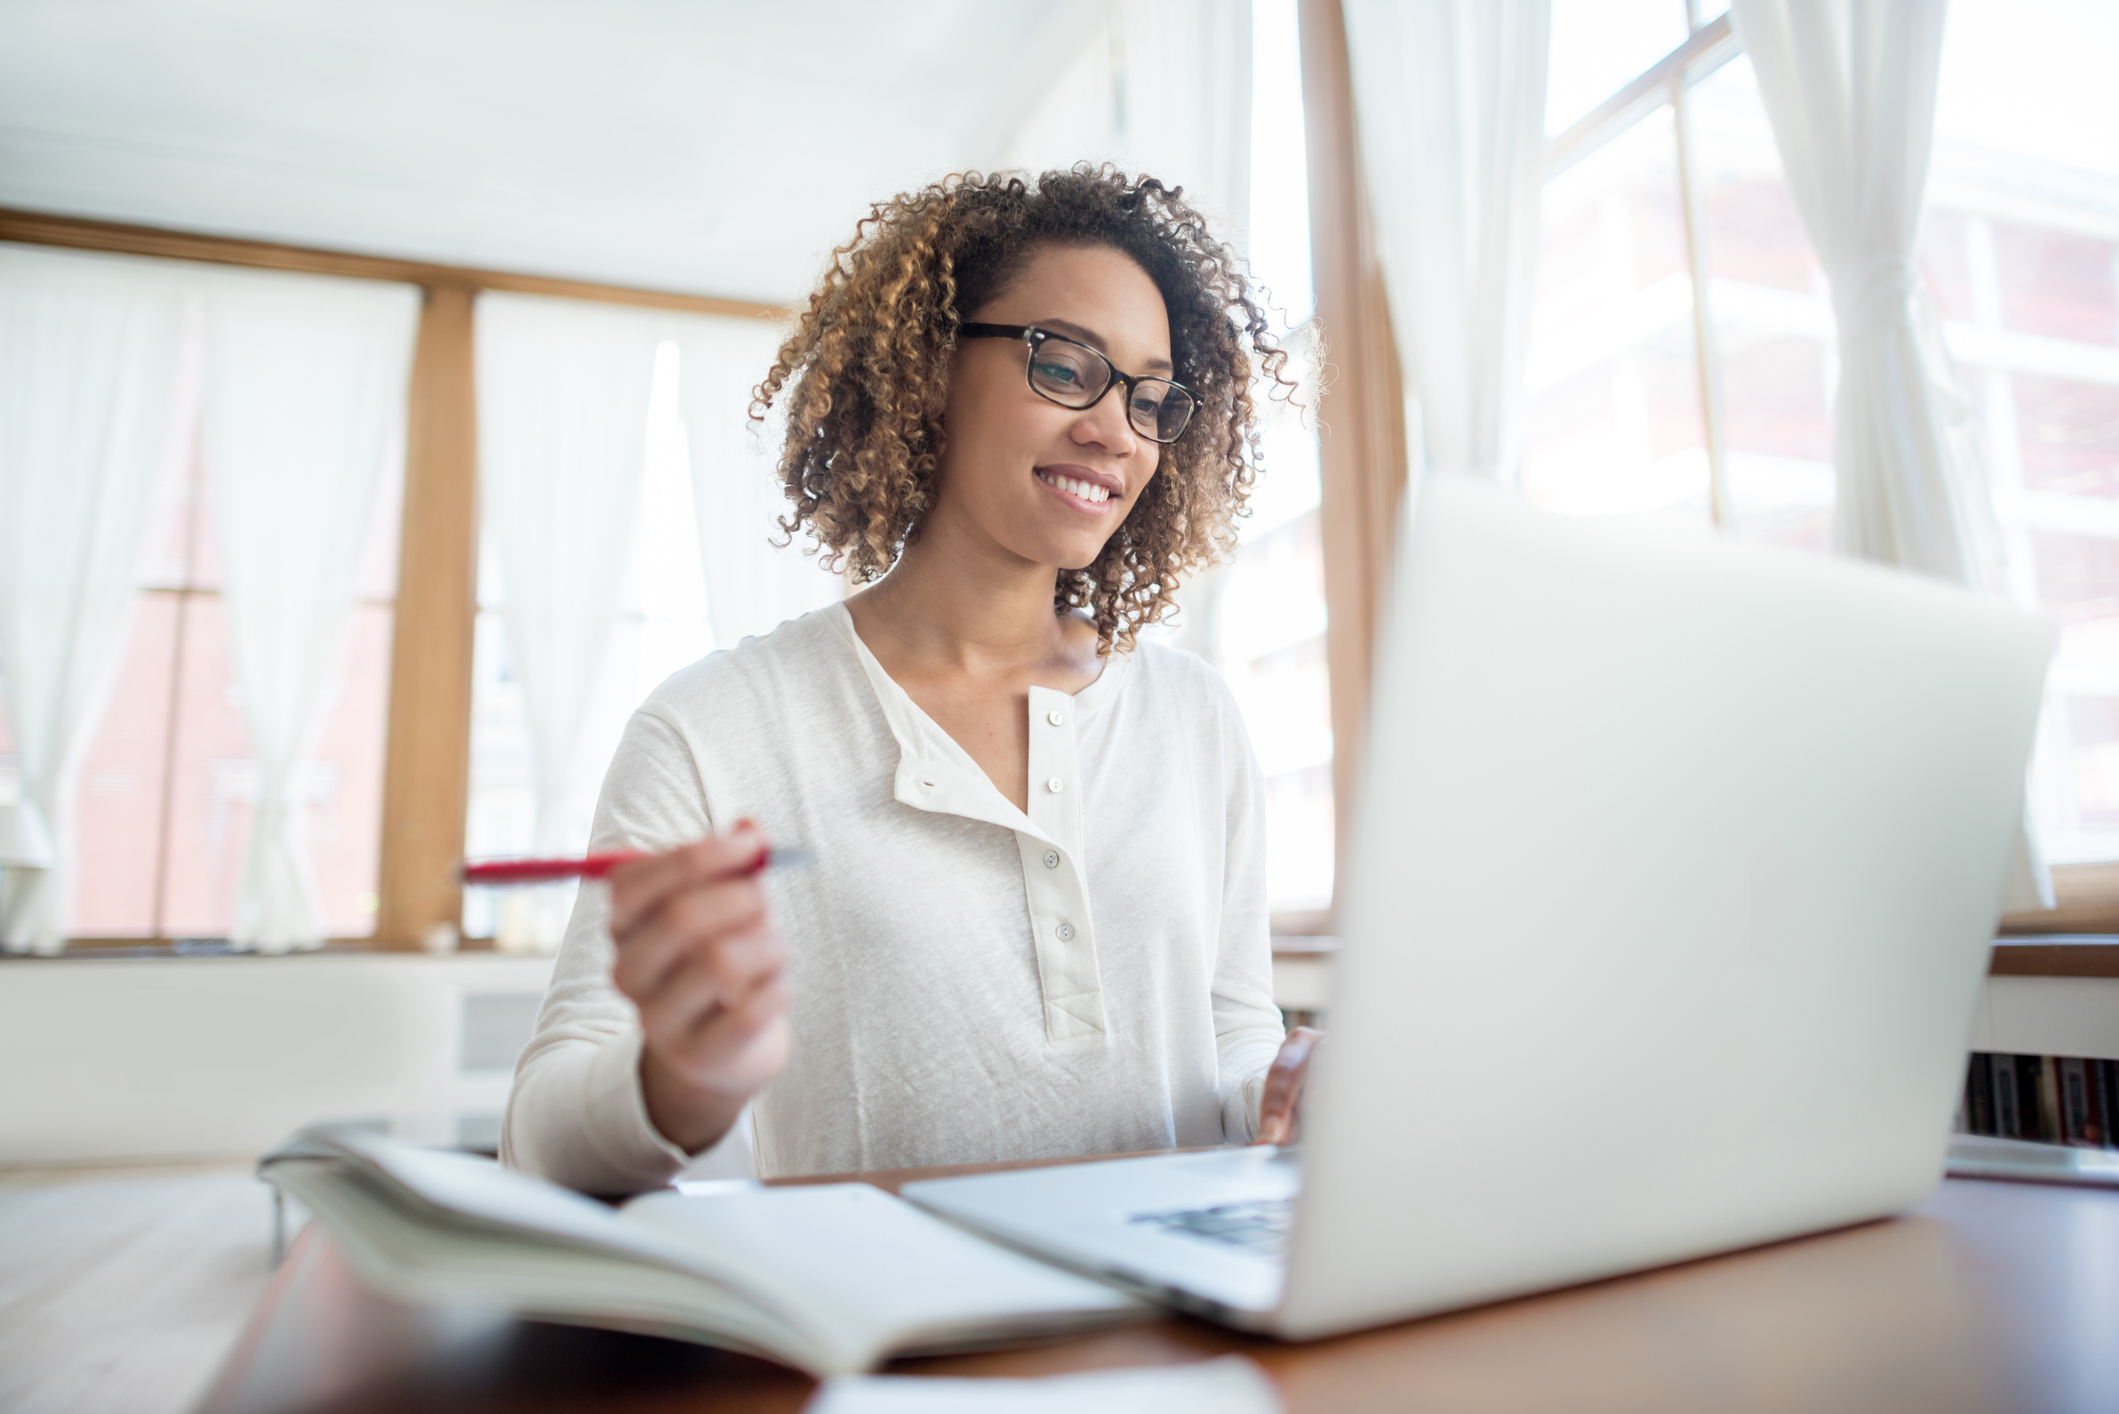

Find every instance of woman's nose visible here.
[1072,385,1139,455]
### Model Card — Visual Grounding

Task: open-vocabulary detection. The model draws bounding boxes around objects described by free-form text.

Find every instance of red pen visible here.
[461,847,814,886]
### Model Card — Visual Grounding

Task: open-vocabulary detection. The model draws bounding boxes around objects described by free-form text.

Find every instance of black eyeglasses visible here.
[958,323,1197,444]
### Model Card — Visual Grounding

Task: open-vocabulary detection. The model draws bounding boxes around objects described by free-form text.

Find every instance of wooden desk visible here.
[196,1162,2119,1414]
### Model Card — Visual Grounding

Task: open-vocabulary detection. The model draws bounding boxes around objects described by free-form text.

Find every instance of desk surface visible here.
[197,1159,2119,1414]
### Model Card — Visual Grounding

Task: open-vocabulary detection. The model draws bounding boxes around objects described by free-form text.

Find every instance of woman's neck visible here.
[846,510,1098,684]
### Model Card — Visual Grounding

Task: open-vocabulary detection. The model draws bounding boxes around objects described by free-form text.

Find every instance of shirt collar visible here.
[829,602,1129,845]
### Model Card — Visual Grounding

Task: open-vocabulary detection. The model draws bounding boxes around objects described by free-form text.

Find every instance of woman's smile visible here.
[1034,463,1120,512]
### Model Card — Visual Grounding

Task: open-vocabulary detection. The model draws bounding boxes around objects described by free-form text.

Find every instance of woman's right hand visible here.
[607,825,792,1155]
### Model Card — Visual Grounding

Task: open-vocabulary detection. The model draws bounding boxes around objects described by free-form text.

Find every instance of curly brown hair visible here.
[751,166,1293,654]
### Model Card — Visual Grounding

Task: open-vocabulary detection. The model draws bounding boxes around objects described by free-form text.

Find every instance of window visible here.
[28,299,403,942]
[1927,0,2119,864]
[463,341,715,945]
[1523,0,2119,872]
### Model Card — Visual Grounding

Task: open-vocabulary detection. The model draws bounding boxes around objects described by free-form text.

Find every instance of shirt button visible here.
[1056,922,1075,941]
[1047,710,1064,727]
[1046,776,1063,793]
[1043,850,1059,869]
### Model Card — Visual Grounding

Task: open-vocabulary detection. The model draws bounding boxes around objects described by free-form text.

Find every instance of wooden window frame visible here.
[1297,0,1409,923]
[0,207,785,951]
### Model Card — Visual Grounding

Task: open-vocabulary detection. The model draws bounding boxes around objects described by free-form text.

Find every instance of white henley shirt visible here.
[501,602,1286,1194]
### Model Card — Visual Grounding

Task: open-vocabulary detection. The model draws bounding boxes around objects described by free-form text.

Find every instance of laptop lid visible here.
[1277,475,2053,1339]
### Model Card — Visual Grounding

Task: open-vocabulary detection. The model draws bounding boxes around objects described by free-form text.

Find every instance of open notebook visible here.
[259,1126,1144,1377]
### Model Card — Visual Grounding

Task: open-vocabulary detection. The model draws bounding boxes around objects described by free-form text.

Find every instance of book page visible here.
[304,1130,678,1266]
[621,1183,1143,1366]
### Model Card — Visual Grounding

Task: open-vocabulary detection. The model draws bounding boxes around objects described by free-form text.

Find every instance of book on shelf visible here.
[1991,1054,2021,1138]
[1966,1054,1995,1137]
[2057,1058,2100,1147]
[2034,1059,2063,1145]
[1958,1053,2119,1151]
[259,1126,1144,1378]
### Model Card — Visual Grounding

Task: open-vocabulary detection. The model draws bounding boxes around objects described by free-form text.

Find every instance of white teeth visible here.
[1041,471,1110,505]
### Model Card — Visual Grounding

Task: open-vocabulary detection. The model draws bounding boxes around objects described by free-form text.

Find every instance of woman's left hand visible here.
[1255,1026,1321,1146]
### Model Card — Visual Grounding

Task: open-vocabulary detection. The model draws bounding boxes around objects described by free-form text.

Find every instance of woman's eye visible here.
[1031,358,1082,386]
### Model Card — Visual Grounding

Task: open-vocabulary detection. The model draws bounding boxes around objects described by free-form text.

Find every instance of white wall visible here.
[0,953,554,1165]
[1970,976,2119,1061]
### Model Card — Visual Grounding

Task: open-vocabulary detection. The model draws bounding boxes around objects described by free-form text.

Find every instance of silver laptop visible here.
[903,473,2055,1340]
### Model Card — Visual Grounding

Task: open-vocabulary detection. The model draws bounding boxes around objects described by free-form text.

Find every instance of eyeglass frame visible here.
[956,322,1197,444]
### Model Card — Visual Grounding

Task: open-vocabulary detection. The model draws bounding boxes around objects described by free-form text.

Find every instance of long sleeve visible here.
[1208,672,1289,1142]
[499,705,751,1194]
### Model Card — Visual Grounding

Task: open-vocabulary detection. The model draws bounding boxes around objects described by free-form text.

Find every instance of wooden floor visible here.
[0,1161,276,1414]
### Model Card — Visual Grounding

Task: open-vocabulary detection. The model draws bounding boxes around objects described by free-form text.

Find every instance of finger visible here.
[1256,1028,1321,1145]
[637,941,783,1050]
[633,918,782,1029]
[652,970,791,1088]
[1257,1081,1295,1145]
[684,967,788,1050]
[633,923,783,1034]
[694,922,784,998]
[608,826,767,937]
[1257,1075,1293,1146]
[610,879,770,1004]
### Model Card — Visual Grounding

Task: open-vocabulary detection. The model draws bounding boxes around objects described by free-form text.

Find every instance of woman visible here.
[503,168,1318,1194]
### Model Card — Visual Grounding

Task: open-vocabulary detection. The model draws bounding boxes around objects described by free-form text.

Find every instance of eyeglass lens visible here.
[1027,338,1195,443]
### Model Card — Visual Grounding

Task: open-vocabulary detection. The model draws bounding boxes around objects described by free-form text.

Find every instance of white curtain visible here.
[0,246,190,954]
[476,294,661,877]
[1730,0,2050,912]
[672,314,842,648]
[1000,0,1254,250]
[1341,0,1552,481]
[201,269,419,952]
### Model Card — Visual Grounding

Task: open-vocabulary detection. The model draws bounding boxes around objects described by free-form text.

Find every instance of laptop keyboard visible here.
[1128,1197,1293,1258]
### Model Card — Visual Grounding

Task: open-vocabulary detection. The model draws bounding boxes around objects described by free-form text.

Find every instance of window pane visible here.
[1216,492,1334,912]
[1689,54,1835,552]
[1934,0,2119,186]
[1930,0,2119,863]
[312,603,393,935]
[1918,207,1981,325]
[2059,697,2119,832]
[152,595,251,935]
[67,595,180,935]
[1546,0,1689,137]
[463,605,533,941]
[61,320,399,941]
[463,341,712,942]
[1208,0,1333,918]
[1522,106,1711,534]
[145,596,391,937]
[2016,376,2119,501]
[1992,224,2119,348]
[2029,529,2119,658]
[351,430,408,601]
[1249,0,1313,324]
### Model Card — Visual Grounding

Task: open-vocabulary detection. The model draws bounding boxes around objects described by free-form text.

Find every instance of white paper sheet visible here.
[804,1355,1283,1414]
